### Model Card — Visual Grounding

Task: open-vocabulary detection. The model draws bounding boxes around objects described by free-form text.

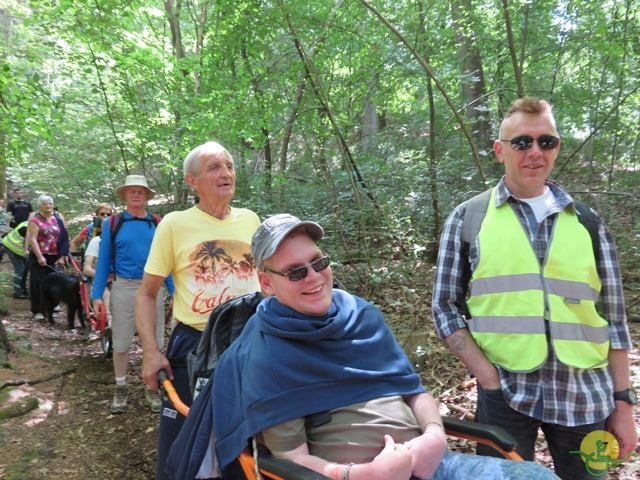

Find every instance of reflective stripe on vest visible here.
[467,189,609,372]
[2,221,28,255]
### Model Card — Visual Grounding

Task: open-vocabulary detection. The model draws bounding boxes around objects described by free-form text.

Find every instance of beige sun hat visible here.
[115,175,157,201]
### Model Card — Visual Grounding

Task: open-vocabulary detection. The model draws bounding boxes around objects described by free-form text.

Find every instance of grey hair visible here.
[38,195,54,206]
[183,142,233,177]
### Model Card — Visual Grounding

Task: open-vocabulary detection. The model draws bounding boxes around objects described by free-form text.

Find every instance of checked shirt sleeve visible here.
[595,213,632,350]
[431,204,470,339]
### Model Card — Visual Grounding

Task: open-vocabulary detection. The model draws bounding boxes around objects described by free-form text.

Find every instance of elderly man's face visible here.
[123,187,148,207]
[189,154,236,205]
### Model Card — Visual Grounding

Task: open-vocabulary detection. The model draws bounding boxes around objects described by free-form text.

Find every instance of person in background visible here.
[431,97,636,479]
[2,220,29,298]
[83,223,111,323]
[91,175,174,415]
[27,195,69,321]
[7,188,33,229]
[212,214,559,480]
[0,199,9,262]
[136,141,260,480]
[70,203,113,253]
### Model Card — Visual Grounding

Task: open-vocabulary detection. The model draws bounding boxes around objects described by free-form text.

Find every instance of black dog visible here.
[40,272,86,329]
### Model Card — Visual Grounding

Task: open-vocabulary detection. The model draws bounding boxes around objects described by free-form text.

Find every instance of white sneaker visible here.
[33,313,45,321]
[53,305,62,312]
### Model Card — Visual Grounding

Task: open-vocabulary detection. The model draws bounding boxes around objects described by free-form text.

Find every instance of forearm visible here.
[135,276,163,353]
[444,328,500,388]
[275,446,411,480]
[608,349,632,390]
[136,273,170,390]
[606,349,637,457]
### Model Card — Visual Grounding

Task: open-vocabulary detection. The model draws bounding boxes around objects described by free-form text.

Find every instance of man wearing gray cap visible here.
[211,214,559,480]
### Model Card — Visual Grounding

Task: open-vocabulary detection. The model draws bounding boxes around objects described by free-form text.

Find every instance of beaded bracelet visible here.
[343,462,355,480]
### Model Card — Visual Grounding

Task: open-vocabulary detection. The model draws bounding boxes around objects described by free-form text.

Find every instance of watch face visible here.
[617,389,638,405]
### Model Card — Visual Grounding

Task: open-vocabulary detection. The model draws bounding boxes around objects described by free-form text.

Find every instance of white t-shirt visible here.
[520,186,556,224]
[85,236,101,258]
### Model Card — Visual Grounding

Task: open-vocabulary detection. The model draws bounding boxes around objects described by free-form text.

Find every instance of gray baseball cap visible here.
[251,214,324,269]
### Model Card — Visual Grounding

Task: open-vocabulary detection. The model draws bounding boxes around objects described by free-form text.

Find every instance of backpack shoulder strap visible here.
[461,188,492,255]
[188,291,264,397]
[573,201,601,263]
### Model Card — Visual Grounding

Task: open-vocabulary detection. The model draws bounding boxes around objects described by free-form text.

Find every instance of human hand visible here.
[364,435,412,480]
[607,402,638,458]
[476,365,501,390]
[404,429,447,479]
[141,349,171,392]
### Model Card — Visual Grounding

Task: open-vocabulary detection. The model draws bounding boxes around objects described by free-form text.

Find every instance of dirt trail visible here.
[0,291,159,479]
[0,258,638,479]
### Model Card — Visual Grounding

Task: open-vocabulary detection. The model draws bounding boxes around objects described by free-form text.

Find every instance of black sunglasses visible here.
[98,212,112,217]
[499,135,560,151]
[264,255,331,282]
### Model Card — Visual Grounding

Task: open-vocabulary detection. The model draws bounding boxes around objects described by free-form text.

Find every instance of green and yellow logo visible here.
[569,430,637,476]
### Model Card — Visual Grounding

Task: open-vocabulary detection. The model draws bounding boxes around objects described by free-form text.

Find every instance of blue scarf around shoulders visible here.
[213,289,424,467]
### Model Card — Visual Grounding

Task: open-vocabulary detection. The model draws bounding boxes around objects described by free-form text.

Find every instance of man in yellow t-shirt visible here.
[136,141,260,480]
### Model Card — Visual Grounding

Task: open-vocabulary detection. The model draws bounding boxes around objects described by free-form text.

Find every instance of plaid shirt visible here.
[432,178,632,426]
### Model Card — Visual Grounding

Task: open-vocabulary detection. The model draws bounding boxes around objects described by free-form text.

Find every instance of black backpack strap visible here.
[460,189,492,298]
[109,213,123,279]
[573,201,601,263]
[188,291,264,397]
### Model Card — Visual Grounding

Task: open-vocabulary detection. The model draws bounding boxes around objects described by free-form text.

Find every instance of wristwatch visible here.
[613,388,638,405]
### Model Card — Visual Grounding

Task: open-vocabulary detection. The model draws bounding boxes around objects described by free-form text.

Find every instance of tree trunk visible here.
[449,0,493,172]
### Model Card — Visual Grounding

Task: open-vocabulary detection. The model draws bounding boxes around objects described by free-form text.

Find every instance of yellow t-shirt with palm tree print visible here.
[144,206,261,331]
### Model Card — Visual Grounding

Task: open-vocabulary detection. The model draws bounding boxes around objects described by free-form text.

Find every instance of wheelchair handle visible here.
[157,370,190,417]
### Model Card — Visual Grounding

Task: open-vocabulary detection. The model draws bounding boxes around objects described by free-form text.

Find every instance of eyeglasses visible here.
[499,135,560,151]
[264,255,331,282]
[98,212,112,217]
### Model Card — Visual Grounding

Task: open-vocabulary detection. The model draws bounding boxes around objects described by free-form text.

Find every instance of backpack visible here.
[108,211,161,277]
[187,291,264,398]
[459,188,601,298]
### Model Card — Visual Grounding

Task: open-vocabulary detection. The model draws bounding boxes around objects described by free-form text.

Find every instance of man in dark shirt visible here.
[7,188,33,228]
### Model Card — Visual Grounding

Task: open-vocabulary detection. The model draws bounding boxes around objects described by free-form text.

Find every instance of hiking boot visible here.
[144,388,162,413]
[110,385,128,414]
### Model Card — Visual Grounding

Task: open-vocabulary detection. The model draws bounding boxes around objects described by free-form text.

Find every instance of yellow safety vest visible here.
[2,221,28,256]
[466,190,609,372]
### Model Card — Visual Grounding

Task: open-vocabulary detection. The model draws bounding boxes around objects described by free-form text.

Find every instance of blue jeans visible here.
[430,450,559,479]
[476,384,607,480]
[6,248,27,294]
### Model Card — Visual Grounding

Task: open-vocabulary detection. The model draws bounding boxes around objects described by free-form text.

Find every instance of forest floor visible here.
[0,257,639,480]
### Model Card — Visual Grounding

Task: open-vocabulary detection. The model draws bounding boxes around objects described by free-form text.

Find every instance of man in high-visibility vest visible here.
[2,221,29,299]
[432,97,636,480]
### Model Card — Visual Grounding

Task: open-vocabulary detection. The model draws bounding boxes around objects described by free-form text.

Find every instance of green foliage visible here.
[1,0,638,298]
